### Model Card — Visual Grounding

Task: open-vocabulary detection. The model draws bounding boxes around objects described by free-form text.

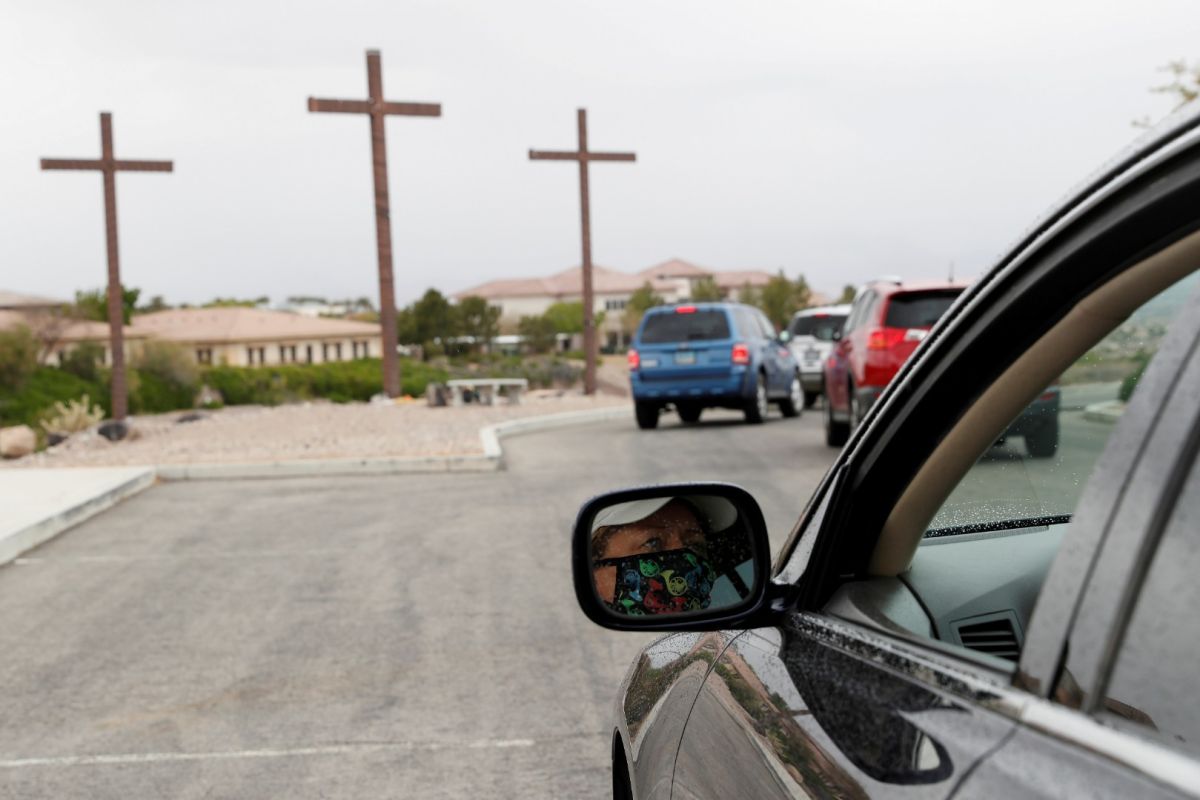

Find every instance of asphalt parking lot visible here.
[0,407,836,799]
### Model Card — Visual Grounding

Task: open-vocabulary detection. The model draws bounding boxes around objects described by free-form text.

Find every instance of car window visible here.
[790,314,846,341]
[927,271,1199,537]
[755,311,776,339]
[1099,450,1200,758]
[885,291,961,329]
[640,310,731,344]
[733,307,758,340]
[845,291,872,332]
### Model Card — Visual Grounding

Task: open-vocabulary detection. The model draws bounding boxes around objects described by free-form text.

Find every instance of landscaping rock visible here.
[0,425,36,459]
[46,432,69,447]
[97,420,130,442]
[176,411,209,424]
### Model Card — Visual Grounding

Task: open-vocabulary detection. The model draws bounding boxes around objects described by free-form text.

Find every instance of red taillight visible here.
[675,305,697,314]
[627,349,639,370]
[866,327,906,350]
[1039,391,1056,401]
[731,343,751,365]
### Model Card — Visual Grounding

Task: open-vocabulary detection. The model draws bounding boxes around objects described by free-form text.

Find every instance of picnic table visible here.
[445,378,529,406]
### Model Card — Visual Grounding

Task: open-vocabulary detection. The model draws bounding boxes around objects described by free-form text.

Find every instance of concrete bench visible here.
[446,378,529,406]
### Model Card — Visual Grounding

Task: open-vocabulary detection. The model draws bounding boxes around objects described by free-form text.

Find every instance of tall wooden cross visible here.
[309,49,441,398]
[530,109,635,395]
[41,112,173,423]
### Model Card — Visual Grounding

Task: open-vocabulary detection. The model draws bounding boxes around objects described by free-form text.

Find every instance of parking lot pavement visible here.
[0,407,836,799]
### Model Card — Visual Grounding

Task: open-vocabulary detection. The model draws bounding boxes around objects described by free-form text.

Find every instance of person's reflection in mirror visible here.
[591,497,749,616]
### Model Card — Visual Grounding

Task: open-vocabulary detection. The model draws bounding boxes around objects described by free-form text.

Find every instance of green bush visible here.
[0,367,105,428]
[0,325,38,391]
[59,342,106,383]
[131,341,201,413]
[1119,352,1151,403]
[447,354,580,389]
[203,358,448,406]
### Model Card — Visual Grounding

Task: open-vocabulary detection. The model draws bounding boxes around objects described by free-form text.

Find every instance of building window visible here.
[605,298,627,311]
[335,343,343,361]
[306,345,313,364]
[247,347,255,365]
[279,345,288,363]
[196,348,213,365]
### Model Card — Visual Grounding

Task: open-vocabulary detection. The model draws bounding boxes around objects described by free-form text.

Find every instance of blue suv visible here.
[627,302,802,429]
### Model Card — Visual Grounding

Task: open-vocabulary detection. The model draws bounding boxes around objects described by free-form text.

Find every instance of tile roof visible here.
[0,290,64,309]
[130,307,381,343]
[637,258,712,279]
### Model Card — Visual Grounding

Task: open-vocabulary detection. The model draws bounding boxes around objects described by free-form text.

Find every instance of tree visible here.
[75,286,141,324]
[837,284,856,304]
[457,296,501,352]
[624,282,664,334]
[1135,59,1200,127]
[412,288,458,347]
[518,315,556,354]
[138,295,171,313]
[736,282,760,306]
[689,276,723,302]
[0,325,37,391]
[203,296,269,308]
[757,271,814,329]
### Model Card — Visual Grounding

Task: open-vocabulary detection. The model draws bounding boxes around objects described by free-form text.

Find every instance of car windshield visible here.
[640,310,731,343]
[885,291,961,329]
[789,314,846,341]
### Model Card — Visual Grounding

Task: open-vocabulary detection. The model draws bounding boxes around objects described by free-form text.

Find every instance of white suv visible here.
[784,304,850,407]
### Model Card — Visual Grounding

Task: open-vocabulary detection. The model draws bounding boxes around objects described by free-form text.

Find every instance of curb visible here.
[158,403,632,481]
[0,405,631,568]
[1082,400,1125,425]
[0,467,155,568]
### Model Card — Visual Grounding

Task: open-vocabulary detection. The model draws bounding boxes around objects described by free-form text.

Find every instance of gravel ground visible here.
[3,391,627,468]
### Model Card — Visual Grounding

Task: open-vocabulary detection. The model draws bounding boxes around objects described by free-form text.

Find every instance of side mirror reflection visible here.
[572,484,771,629]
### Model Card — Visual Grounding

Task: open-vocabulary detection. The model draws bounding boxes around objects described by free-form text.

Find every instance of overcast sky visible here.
[1,1,1195,307]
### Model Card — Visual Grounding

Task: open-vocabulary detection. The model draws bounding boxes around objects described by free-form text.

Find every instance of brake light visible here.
[731,343,751,365]
[675,305,697,314]
[866,327,906,350]
[1039,391,1057,401]
[627,349,639,370]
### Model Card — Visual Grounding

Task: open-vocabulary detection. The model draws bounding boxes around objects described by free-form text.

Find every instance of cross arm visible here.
[308,98,373,114]
[586,152,636,162]
[114,160,174,172]
[528,150,636,162]
[529,149,582,162]
[382,102,441,117]
[40,158,103,171]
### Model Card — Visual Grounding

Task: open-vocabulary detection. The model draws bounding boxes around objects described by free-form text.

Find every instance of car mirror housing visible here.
[779,330,791,343]
[572,482,773,632]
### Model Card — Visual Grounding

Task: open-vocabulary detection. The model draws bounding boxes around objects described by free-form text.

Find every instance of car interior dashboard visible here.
[825,522,1068,667]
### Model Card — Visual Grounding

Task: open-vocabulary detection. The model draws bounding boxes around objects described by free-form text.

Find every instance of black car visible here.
[571,106,1200,798]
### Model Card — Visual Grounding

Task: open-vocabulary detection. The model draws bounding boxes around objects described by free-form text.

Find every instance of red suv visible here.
[824,278,967,446]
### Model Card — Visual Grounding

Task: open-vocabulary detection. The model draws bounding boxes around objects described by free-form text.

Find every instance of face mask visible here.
[595,548,717,615]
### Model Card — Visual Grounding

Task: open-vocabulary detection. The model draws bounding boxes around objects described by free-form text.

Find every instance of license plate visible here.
[804,348,819,362]
[642,358,659,368]
[674,351,696,365]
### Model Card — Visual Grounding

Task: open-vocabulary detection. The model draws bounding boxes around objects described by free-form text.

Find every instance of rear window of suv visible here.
[884,291,961,329]
[640,310,731,343]
[790,314,847,341]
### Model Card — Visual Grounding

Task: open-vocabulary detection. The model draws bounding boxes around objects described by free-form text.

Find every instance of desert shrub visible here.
[0,367,105,428]
[1118,351,1151,403]
[131,342,200,413]
[448,354,580,389]
[40,394,104,435]
[0,325,38,391]
[203,358,447,406]
[59,342,106,383]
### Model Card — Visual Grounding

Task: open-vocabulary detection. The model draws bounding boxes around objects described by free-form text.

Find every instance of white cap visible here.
[592,495,738,533]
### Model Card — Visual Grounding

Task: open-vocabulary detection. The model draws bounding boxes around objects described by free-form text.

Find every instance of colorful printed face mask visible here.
[595,548,717,616]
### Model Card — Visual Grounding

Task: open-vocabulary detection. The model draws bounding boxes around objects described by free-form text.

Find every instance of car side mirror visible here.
[572,483,772,631]
[779,330,791,343]
[832,328,842,341]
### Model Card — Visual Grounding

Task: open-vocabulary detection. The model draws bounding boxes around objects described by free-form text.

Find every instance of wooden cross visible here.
[530,109,635,395]
[41,112,173,423]
[309,49,441,398]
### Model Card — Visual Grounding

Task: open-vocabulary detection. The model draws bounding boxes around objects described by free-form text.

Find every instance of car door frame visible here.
[958,282,1200,798]
[774,113,1200,617]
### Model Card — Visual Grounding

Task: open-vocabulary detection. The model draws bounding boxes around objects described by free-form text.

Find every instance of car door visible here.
[755,310,787,393]
[953,283,1200,798]
[672,114,1200,798]
[827,293,868,411]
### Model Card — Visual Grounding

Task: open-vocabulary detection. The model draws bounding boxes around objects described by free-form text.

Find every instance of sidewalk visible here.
[0,467,155,566]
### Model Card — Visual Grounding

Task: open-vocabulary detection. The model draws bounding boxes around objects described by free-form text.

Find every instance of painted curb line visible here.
[0,468,155,568]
